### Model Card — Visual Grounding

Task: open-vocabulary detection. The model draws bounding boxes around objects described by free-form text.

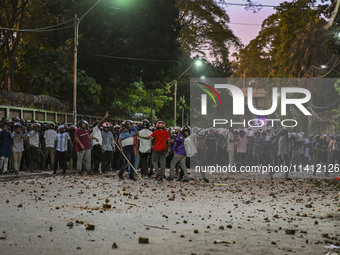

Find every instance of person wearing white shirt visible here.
[11,123,25,173]
[138,120,152,178]
[42,123,57,170]
[25,123,41,172]
[91,111,109,174]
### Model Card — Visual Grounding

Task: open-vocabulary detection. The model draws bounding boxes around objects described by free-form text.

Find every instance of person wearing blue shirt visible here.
[118,120,139,181]
[54,125,72,175]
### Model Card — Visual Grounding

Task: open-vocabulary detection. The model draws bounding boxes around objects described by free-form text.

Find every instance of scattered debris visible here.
[125,202,136,206]
[144,225,169,230]
[138,237,149,244]
[285,229,296,235]
[214,240,231,244]
[85,224,95,231]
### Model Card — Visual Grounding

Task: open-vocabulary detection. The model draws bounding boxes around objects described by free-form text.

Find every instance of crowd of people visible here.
[0,111,339,182]
[199,127,340,180]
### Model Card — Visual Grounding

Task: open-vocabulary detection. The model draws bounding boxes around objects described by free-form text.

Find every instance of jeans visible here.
[0,156,9,172]
[29,146,40,171]
[134,152,140,170]
[152,150,166,178]
[139,152,151,176]
[77,149,91,171]
[12,152,22,171]
[119,146,135,178]
[92,145,102,172]
[102,151,113,172]
[237,152,246,170]
[42,147,55,170]
[169,154,188,180]
[54,151,67,173]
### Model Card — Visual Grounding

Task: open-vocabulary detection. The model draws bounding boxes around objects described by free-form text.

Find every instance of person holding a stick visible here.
[117,120,139,181]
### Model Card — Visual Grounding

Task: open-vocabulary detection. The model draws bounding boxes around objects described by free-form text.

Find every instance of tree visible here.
[10,0,102,112]
[0,0,29,91]
[75,0,182,119]
[234,0,334,78]
[176,0,241,64]
[1,0,240,123]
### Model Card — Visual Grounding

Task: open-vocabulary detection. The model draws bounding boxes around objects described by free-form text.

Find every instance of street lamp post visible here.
[73,0,102,124]
[173,59,202,126]
[181,94,185,127]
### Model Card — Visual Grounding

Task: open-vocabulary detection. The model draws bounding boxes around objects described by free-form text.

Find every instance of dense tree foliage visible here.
[234,0,338,78]
[233,0,340,131]
[176,0,241,64]
[0,0,29,91]
[0,0,238,124]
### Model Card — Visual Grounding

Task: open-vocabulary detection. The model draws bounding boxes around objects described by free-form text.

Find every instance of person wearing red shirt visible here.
[139,120,170,181]
[75,120,97,175]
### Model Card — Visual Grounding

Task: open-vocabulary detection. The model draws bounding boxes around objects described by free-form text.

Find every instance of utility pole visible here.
[173,59,202,126]
[174,80,177,126]
[73,14,78,124]
[150,86,153,126]
[73,0,102,124]
[181,94,185,127]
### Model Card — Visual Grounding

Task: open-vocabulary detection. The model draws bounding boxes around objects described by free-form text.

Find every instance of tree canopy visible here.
[234,0,339,78]
[0,0,239,124]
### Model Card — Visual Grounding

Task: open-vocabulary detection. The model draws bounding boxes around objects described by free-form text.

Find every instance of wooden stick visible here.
[144,225,169,230]
[125,202,137,206]
[113,139,143,181]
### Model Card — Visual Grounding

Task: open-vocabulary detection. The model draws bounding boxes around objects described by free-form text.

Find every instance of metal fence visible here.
[0,105,123,124]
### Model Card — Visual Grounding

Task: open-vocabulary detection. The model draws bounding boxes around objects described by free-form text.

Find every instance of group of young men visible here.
[0,112,339,181]
[0,112,204,182]
[197,127,340,179]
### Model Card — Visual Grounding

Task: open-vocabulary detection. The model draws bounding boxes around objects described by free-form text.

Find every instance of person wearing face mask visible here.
[54,125,72,175]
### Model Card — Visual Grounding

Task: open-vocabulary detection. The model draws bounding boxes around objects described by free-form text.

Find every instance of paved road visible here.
[0,171,339,254]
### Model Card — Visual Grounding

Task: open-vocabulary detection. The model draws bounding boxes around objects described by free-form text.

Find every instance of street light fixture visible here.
[73,0,102,124]
[173,59,202,126]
